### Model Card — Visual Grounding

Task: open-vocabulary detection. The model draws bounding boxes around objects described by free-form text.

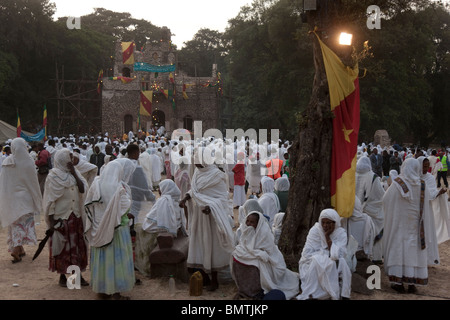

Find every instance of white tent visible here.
[0,120,32,145]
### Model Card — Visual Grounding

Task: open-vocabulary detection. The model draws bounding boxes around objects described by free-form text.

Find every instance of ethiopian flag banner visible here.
[122,42,135,65]
[16,111,21,137]
[316,34,360,218]
[140,90,153,116]
[43,105,47,141]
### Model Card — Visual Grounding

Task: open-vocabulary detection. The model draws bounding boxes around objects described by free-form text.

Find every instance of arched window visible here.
[122,67,131,77]
[152,110,165,127]
[183,115,193,132]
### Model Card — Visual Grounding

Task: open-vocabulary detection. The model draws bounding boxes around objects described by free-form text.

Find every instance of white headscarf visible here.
[274,175,290,192]
[84,160,132,247]
[0,138,42,227]
[142,179,186,236]
[232,211,300,299]
[261,176,275,194]
[258,176,280,225]
[42,148,87,226]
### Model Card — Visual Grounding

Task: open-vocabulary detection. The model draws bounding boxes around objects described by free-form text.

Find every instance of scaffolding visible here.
[52,63,102,137]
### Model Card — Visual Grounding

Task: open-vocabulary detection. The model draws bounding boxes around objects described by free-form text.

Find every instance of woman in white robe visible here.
[355,156,385,262]
[418,156,448,248]
[149,149,162,189]
[235,199,266,245]
[84,159,135,299]
[179,148,235,291]
[0,138,42,262]
[341,196,376,260]
[43,148,88,286]
[258,176,281,227]
[232,211,299,300]
[296,209,352,300]
[382,158,434,294]
[73,152,98,187]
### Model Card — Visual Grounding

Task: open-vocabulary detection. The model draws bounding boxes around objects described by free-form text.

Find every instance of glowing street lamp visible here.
[339,32,353,46]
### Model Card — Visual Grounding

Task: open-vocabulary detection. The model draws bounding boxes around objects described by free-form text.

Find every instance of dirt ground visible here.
[1,185,450,302]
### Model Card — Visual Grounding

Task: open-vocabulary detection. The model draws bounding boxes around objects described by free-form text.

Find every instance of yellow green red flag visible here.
[16,111,21,138]
[140,90,153,116]
[316,34,360,218]
[121,42,135,65]
[43,105,47,140]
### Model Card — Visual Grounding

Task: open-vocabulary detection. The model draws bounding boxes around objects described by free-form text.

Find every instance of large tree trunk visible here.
[278,6,338,269]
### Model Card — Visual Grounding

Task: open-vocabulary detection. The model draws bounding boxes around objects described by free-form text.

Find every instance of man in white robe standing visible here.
[382,158,434,294]
[179,147,235,291]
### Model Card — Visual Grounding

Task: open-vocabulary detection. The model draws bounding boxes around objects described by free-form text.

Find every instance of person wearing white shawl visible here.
[341,196,376,260]
[382,158,434,294]
[258,176,281,227]
[174,147,192,199]
[274,174,289,213]
[272,212,285,246]
[0,138,42,263]
[84,159,135,300]
[296,209,352,300]
[235,199,267,245]
[179,147,235,291]
[42,148,89,287]
[143,179,187,236]
[247,153,264,195]
[232,211,299,300]
[418,156,449,247]
[355,156,385,263]
[138,149,153,188]
[148,148,162,189]
[73,152,98,187]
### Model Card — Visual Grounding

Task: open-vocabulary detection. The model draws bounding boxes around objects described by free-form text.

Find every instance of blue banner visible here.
[133,62,176,73]
[20,128,45,142]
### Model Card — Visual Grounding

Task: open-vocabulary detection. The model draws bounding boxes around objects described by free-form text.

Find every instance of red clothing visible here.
[35,149,50,167]
[232,163,245,186]
[265,158,283,180]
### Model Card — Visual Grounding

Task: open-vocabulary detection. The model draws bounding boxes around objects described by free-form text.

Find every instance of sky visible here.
[50,0,253,48]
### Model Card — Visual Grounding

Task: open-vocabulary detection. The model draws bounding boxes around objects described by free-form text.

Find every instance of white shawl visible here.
[142,179,187,236]
[73,152,98,186]
[187,164,235,254]
[84,160,132,248]
[258,176,280,226]
[297,209,349,300]
[0,138,42,228]
[232,211,300,299]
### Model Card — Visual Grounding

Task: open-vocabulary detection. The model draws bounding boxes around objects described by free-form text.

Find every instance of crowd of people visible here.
[0,130,449,300]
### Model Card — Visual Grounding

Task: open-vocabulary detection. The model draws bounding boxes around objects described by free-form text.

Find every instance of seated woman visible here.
[232,211,300,300]
[274,175,290,213]
[139,179,188,275]
[340,196,376,261]
[258,176,281,227]
[296,209,352,300]
[235,199,266,245]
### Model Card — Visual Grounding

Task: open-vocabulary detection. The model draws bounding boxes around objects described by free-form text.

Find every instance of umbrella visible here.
[32,220,62,262]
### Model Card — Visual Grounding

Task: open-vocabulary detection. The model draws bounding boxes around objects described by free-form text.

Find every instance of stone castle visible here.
[101,27,222,138]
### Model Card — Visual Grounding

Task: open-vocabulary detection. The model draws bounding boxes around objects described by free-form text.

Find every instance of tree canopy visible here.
[0,0,448,146]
